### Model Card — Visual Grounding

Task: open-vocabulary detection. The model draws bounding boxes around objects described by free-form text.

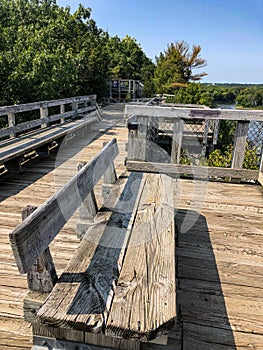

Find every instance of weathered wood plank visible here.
[106,173,176,341]
[171,119,183,163]
[9,138,119,274]
[22,205,58,293]
[36,172,144,333]
[125,105,263,121]
[231,121,249,169]
[258,150,263,185]
[126,160,259,180]
[0,106,96,139]
[183,322,263,350]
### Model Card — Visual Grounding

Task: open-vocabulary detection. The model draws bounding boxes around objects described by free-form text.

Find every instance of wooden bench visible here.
[9,139,176,350]
[0,95,101,173]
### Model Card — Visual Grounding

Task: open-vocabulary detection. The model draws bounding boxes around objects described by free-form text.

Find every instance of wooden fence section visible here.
[125,105,263,182]
[0,95,102,173]
[0,95,97,139]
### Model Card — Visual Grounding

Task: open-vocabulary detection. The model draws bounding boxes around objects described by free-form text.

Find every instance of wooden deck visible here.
[0,106,262,349]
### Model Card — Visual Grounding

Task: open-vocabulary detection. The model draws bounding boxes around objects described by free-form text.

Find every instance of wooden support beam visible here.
[40,107,48,128]
[8,112,16,138]
[60,103,65,123]
[126,160,259,180]
[231,121,250,169]
[258,148,263,186]
[77,162,98,240]
[124,104,263,121]
[22,206,57,293]
[171,119,183,163]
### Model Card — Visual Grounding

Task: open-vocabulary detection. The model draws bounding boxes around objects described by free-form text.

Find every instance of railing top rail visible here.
[9,138,118,274]
[125,105,263,121]
[0,95,96,116]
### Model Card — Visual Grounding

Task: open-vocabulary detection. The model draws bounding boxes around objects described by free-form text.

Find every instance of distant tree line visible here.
[0,0,262,110]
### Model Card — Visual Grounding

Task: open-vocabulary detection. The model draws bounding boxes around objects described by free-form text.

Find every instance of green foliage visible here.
[208,146,233,168]
[236,87,263,108]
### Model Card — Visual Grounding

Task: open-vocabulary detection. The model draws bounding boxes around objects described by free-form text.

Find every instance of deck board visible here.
[0,106,262,349]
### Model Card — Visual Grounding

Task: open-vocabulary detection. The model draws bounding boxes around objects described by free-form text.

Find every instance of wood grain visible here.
[37,172,144,333]
[106,173,176,341]
[125,104,263,121]
[126,160,258,180]
[9,138,119,274]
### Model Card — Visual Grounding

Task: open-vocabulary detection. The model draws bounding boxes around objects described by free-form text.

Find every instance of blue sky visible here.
[56,0,263,84]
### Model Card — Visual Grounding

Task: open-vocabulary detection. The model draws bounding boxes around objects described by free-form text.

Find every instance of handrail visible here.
[0,95,96,116]
[125,105,263,121]
[0,95,97,139]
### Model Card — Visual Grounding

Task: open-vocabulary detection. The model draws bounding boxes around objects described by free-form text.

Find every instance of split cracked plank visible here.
[106,173,176,341]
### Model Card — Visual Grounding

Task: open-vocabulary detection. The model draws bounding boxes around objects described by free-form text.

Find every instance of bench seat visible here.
[36,172,176,345]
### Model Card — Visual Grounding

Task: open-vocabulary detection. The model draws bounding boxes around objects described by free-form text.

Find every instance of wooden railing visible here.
[125,105,263,182]
[0,95,97,139]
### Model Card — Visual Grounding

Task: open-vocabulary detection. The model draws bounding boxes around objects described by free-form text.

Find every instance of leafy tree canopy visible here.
[0,0,154,104]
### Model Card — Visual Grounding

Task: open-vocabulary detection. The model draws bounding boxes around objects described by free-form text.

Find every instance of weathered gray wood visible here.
[60,103,65,123]
[137,115,148,161]
[0,114,98,165]
[146,116,159,162]
[258,147,263,186]
[106,173,175,341]
[126,160,259,180]
[22,206,57,293]
[37,172,144,333]
[103,142,117,185]
[32,332,141,350]
[24,291,49,323]
[125,105,263,121]
[0,105,96,139]
[9,138,119,274]
[127,119,138,161]
[231,121,250,169]
[8,112,16,138]
[201,120,210,157]
[40,107,48,128]
[0,95,94,116]
[77,162,98,240]
[171,119,183,163]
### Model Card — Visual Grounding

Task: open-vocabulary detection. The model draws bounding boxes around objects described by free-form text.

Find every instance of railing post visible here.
[136,115,148,161]
[40,107,48,128]
[8,112,16,138]
[60,103,65,123]
[76,162,98,240]
[258,145,263,186]
[22,206,57,293]
[231,121,250,169]
[147,116,159,162]
[171,119,183,163]
[127,120,138,161]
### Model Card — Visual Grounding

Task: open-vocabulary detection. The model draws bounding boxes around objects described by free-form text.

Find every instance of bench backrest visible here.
[9,138,119,274]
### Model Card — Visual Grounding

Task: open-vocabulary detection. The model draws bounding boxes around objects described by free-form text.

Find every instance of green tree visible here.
[154,40,207,93]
